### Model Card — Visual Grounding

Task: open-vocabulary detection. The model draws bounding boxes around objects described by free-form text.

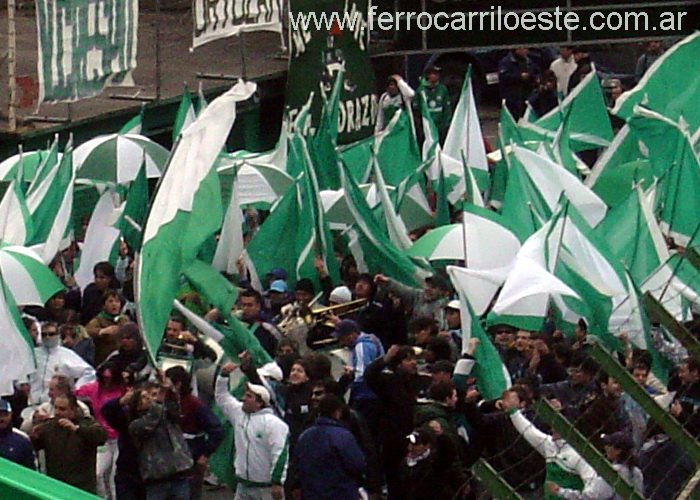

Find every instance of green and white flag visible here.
[119,105,145,135]
[421,96,440,162]
[448,266,511,400]
[371,154,413,251]
[613,32,700,131]
[519,68,614,151]
[631,108,700,246]
[340,161,427,287]
[193,0,283,49]
[375,110,422,186]
[586,124,651,207]
[26,139,75,264]
[74,189,122,290]
[173,90,197,143]
[0,162,33,246]
[36,0,138,103]
[137,81,256,362]
[213,175,245,275]
[595,185,668,285]
[442,66,489,189]
[0,274,35,396]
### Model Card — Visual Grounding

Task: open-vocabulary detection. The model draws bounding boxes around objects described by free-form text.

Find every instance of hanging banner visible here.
[35,0,138,103]
[286,0,378,144]
[193,0,284,49]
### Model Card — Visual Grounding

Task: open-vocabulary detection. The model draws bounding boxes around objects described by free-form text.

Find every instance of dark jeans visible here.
[145,478,190,500]
[116,473,146,500]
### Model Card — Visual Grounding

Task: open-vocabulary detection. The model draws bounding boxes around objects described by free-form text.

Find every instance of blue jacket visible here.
[0,426,35,470]
[295,417,366,500]
[349,333,385,401]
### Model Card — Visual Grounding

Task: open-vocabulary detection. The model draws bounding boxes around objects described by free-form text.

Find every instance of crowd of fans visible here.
[1,238,698,500]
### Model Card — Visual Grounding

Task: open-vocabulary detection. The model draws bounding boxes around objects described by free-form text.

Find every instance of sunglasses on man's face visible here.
[43,330,59,337]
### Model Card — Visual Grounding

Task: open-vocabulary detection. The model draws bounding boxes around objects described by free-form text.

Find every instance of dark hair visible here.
[101,289,122,306]
[96,360,123,387]
[552,342,572,366]
[408,317,439,336]
[426,337,452,363]
[240,289,263,305]
[312,377,344,398]
[428,380,456,402]
[571,351,598,375]
[22,317,36,330]
[165,366,192,396]
[389,345,416,370]
[356,274,376,296]
[318,394,345,418]
[577,318,588,332]
[631,363,650,375]
[277,338,299,355]
[303,353,332,381]
[128,382,160,421]
[168,316,186,329]
[684,357,700,373]
[631,349,652,371]
[93,261,115,278]
[290,359,312,379]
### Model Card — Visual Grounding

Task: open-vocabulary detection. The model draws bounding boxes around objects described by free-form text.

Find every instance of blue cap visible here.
[269,280,288,293]
[333,319,360,337]
[0,400,12,413]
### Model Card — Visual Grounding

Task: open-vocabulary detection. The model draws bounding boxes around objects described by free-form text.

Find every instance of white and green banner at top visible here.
[193,0,283,48]
[286,0,377,144]
[36,0,138,103]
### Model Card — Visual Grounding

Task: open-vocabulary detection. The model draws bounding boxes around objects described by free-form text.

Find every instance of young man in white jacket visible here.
[216,362,289,500]
[501,390,597,499]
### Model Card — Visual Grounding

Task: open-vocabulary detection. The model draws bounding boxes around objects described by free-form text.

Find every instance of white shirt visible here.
[30,345,96,405]
[550,56,577,96]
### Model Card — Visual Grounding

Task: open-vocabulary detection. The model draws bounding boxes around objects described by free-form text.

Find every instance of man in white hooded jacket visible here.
[216,362,289,500]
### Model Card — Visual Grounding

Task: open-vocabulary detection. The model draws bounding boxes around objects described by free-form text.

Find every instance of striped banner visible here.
[193,0,283,48]
[35,0,138,103]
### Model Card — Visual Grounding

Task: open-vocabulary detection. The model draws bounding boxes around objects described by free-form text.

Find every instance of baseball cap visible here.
[333,319,360,337]
[329,286,352,304]
[268,280,288,294]
[0,400,12,413]
[247,383,271,405]
[602,432,634,451]
[445,299,461,311]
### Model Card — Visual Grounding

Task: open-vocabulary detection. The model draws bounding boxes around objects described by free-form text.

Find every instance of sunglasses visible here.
[43,330,59,336]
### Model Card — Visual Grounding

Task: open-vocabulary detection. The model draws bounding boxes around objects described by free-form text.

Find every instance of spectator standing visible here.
[0,400,35,470]
[376,75,415,133]
[85,290,129,366]
[567,48,593,94]
[498,48,541,119]
[549,46,577,97]
[215,362,289,500]
[32,393,107,493]
[635,40,664,83]
[416,66,452,141]
[75,361,126,500]
[295,394,366,500]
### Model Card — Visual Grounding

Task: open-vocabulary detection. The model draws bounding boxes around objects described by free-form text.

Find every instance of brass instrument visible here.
[309,298,367,327]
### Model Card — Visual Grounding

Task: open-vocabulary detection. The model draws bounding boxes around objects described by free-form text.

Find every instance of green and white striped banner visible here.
[36,0,138,103]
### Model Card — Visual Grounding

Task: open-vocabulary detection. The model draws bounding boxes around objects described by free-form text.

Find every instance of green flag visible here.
[119,162,149,251]
[613,32,700,130]
[172,88,197,143]
[375,110,422,186]
[520,68,614,151]
[435,155,450,227]
[595,186,668,284]
[137,82,256,362]
[340,161,427,287]
[119,104,145,135]
[448,265,511,400]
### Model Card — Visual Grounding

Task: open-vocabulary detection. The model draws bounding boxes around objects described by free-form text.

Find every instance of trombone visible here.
[310,298,367,327]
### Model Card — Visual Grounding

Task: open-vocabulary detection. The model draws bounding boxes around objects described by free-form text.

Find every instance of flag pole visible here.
[8,0,17,132]
[658,219,700,304]
[155,0,162,100]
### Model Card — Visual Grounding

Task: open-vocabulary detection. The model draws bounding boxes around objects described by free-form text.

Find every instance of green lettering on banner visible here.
[35,0,138,103]
[286,0,378,144]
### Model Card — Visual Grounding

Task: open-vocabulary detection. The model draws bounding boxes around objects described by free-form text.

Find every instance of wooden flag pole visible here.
[8,0,17,132]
